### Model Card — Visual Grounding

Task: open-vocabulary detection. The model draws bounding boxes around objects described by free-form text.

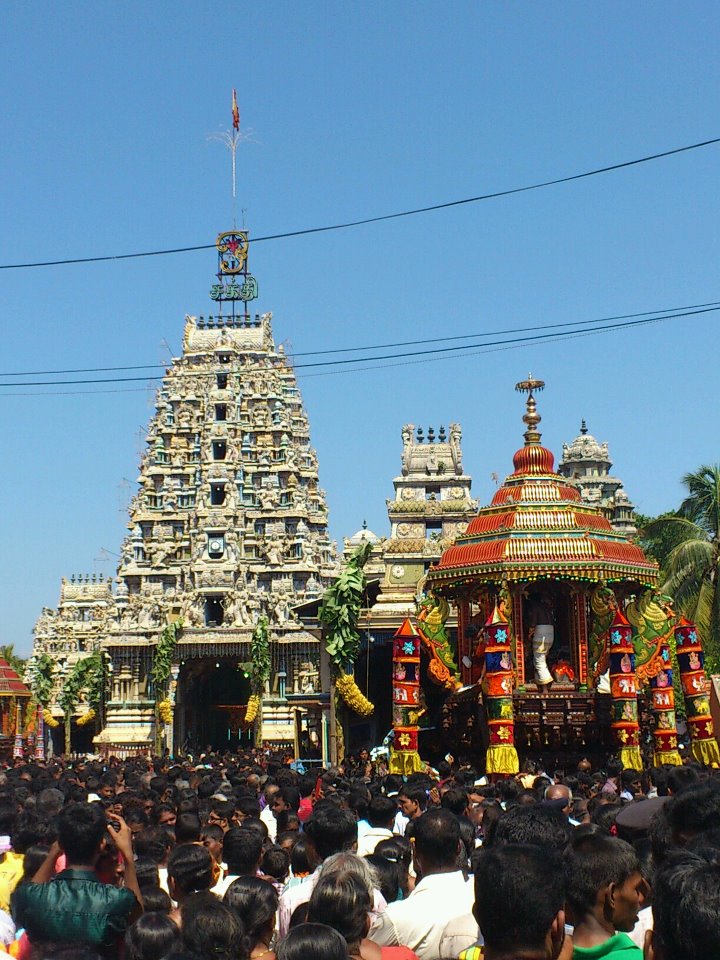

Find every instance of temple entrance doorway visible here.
[176,658,253,753]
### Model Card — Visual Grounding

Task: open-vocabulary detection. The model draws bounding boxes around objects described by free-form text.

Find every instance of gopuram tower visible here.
[30,231,337,755]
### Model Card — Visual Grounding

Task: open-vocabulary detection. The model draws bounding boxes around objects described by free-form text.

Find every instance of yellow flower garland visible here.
[76,708,96,727]
[43,709,59,728]
[336,672,374,717]
[244,694,261,725]
[157,699,173,725]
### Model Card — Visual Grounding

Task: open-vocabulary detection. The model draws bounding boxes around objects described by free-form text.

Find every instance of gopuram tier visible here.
[30,233,337,756]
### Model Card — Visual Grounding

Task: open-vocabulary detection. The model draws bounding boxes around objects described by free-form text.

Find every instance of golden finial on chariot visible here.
[515,374,545,444]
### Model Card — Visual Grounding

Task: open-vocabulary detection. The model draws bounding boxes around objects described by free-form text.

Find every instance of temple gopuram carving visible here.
[558,420,637,535]
[29,233,337,755]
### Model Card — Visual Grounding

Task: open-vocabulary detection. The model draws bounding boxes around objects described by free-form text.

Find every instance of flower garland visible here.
[319,541,375,716]
[43,709,59,728]
[244,693,261,725]
[76,708,96,727]
[157,700,173,725]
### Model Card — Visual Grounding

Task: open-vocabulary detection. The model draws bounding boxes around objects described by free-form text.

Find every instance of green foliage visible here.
[635,511,689,566]
[0,645,27,678]
[249,616,271,693]
[26,654,55,708]
[644,466,720,675]
[59,650,108,718]
[151,620,183,694]
[319,541,373,672]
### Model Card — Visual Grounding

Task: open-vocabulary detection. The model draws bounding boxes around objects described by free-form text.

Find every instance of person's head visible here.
[133,826,174,865]
[365,853,400,904]
[567,833,643,933]
[271,786,300,818]
[305,804,357,861]
[224,876,278,950]
[174,811,202,844]
[308,873,371,950]
[181,892,246,960]
[664,781,720,845]
[398,783,427,820]
[289,835,319,877]
[134,857,160,889]
[474,845,566,960]
[648,846,720,960]
[275,810,301,834]
[620,769,642,797]
[413,809,460,876]
[486,804,572,853]
[201,823,225,864]
[261,844,290,883]
[138,885,172,914]
[367,796,396,831]
[57,803,106,865]
[167,841,214,900]
[223,825,264,876]
[666,765,700,796]
[233,794,261,824]
[154,803,177,828]
[441,787,469,818]
[208,798,234,830]
[277,924,348,960]
[125,911,181,960]
[543,784,573,816]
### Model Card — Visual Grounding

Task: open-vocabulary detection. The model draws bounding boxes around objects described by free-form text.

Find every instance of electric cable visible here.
[1,135,719,270]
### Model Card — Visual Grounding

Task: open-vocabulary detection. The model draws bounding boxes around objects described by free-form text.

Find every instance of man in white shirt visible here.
[370,808,473,960]
[357,796,396,857]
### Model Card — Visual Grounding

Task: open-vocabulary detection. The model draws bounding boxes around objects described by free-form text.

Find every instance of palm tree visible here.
[644,465,720,673]
[0,645,27,678]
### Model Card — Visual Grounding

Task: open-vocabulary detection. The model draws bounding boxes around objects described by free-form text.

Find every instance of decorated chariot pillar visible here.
[608,609,642,771]
[649,641,682,766]
[388,618,424,775]
[675,618,720,766]
[482,606,519,776]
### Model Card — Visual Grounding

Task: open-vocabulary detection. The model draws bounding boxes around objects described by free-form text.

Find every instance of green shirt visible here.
[13,868,136,951]
[573,932,643,960]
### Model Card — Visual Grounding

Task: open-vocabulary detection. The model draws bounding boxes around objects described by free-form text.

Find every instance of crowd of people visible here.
[0,750,717,960]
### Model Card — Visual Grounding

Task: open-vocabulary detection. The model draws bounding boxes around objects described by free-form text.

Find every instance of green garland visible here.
[59,650,108,718]
[319,540,373,674]
[151,619,183,695]
[26,653,55,708]
[250,616,271,694]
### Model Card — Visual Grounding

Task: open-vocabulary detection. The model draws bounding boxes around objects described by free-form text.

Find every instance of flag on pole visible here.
[232,89,240,131]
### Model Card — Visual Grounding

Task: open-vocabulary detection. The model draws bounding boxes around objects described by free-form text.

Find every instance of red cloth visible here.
[298,797,313,823]
[381,948,420,960]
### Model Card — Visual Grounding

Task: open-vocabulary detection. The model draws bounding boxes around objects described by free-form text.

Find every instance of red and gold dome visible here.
[428,378,658,588]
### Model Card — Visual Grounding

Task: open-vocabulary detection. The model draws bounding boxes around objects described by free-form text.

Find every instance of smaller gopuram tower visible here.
[558,421,637,535]
[371,424,478,620]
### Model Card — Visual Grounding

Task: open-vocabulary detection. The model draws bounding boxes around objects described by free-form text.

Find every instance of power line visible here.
[0,297,717,379]
[0,303,713,389]
[2,135,719,270]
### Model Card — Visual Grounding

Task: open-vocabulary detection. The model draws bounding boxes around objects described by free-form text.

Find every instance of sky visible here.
[2,2,719,655]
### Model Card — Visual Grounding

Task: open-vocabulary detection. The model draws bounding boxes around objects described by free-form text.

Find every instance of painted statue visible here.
[625,591,676,683]
[416,592,461,690]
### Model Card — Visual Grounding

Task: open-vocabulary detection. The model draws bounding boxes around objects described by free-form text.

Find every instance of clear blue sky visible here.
[2,2,719,655]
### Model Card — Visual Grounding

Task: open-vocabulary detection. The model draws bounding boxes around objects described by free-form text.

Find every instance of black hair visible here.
[277,924,348,960]
[652,846,720,960]
[174,812,202,844]
[288,902,310,929]
[181,892,246,960]
[308,873,371,947]
[474,845,565,953]
[234,795,261,819]
[367,796,396,830]
[304,805,357,861]
[413,809,460,871]
[223,825,263,875]
[665,781,720,842]
[261,844,289,882]
[133,827,174,864]
[275,810,300,833]
[276,786,301,812]
[134,857,161,889]
[290,835,319,876]
[224,876,278,949]
[589,801,623,835]
[125,911,181,960]
[486,804,572,853]
[57,803,106,863]
[441,787,469,817]
[167,842,214,897]
[398,783,428,810]
[138,886,172,914]
[365,853,400,904]
[36,947,103,960]
[666,765,701,796]
[566,833,640,918]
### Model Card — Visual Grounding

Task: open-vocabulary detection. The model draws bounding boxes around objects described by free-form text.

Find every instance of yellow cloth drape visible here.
[485,744,519,775]
[653,750,682,767]
[619,746,643,771]
[388,749,425,776]
[691,739,720,767]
